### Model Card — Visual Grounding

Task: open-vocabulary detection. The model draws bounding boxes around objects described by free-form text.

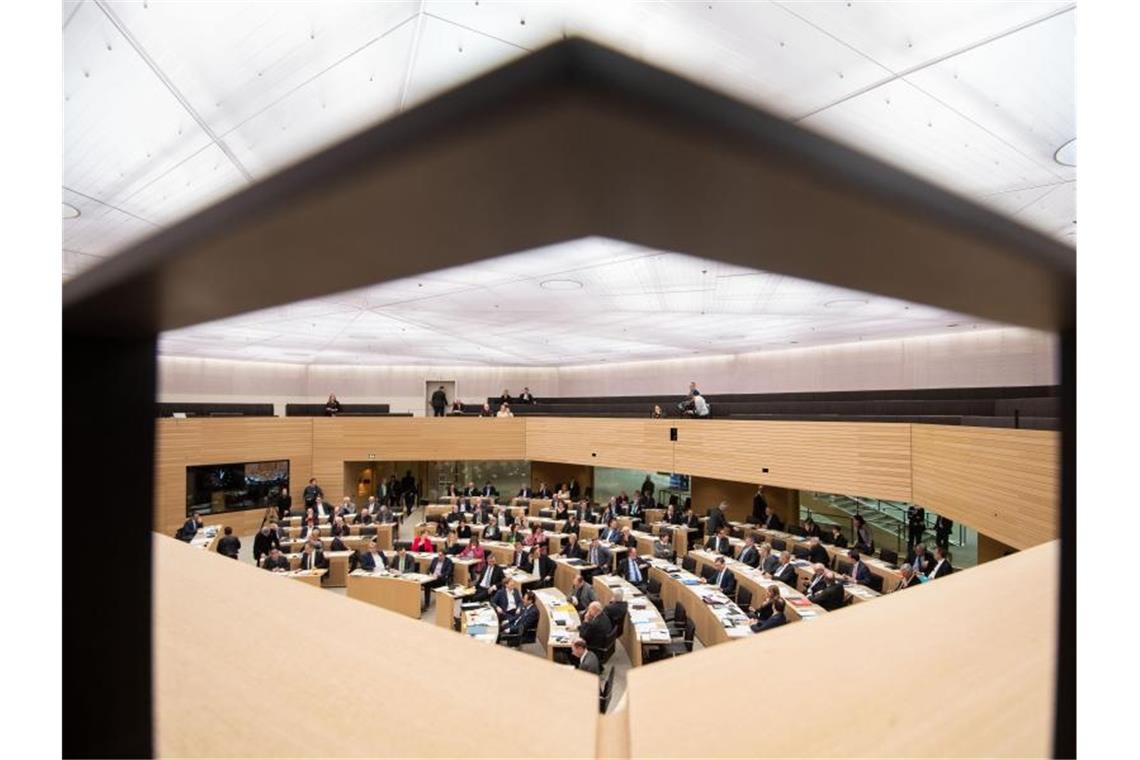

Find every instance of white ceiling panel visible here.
[1015,181,1076,240]
[801,76,1061,198]
[108,0,419,136]
[424,0,573,50]
[160,237,999,367]
[117,143,248,225]
[905,9,1075,181]
[64,0,213,205]
[62,186,158,260]
[225,17,416,178]
[778,1,1071,74]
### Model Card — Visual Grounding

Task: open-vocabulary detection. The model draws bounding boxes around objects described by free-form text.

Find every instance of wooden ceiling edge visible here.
[62,39,1074,339]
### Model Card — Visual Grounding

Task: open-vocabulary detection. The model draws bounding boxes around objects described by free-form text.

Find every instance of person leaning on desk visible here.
[578,602,613,651]
[177,513,203,541]
[567,574,596,612]
[263,547,291,572]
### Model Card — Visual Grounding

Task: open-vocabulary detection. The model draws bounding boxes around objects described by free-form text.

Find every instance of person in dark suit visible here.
[706,526,732,555]
[330,516,351,537]
[390,546,417,574]
[512,544,533,572]
[422,546,454,605]
[444,532,464,556]
[518,485,535,498]
[758,543,780,575]
[252,524,280,563]
[934,515,953,552]
[807,536,830,566]
[535,482,553,499]
[803,563,829,598]
[299,543,327,571]
[329,534,349,552]
[706,502,728,536]
[829,525,848,549]
[481,482,496,498]
[896,562,922,590]
[445,483,461,498]
[178,513,203,541]
[906,544,935,576]
[748,486,768,525]
[752,597,787,632]
[303,527,324,551]
[907,505,926,550]
[455,516,473,540]
[492,578,524,619]
[736,536,760,567]
[602,590,628,627]
[809,571,847,611]
[763,511,784,532]
[529,547,555,587]
[562,533,586,560]
[928,546,954,579]
[653,532,676,562]
[357,507,374,526]
[766,551,797,586]
[430,385,448,417]
[482,519,502,541]
[801,518,822,539]
[578,602,613,651]
[618,547,649,589]
[706,557,737,597]
[352,540,388,572]
[276,487,292,519]
[571,639,599,675]
[663,504,681,525]
[844,549,871,586]
[585,539,612,572]
[568,574,596,612]
[472,557,504,602]
[568,478,581,501]
[302,478,323,508]
[503,591,540,638]
[263,547,291,572]
[601,519,622,544]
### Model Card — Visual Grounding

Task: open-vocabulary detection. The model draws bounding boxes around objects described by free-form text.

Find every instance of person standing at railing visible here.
[934,515,953,552]
[852,514,874,554]
[907,505,926,550]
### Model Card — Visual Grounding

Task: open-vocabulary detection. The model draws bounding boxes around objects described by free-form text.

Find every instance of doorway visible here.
[425,379,456,417]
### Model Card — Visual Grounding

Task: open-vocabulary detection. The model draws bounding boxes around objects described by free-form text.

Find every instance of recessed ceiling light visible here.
[63,202,80,219]
[539,279,583,291]
[823,298,868,309]
[1053,138,1076,167]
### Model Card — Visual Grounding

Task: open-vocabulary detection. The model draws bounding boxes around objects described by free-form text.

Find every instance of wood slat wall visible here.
[912,425,1060,550]
[154,417,1058,549]
[525,418,914,502]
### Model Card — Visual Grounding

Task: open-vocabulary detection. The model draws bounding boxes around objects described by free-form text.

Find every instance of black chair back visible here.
[700,565,716,582]
[771,538,786,551]
[736,586,752,610]
[880,548,899,565]
[674,602,687,625]
[793,546,809,560]
[836,559,853,576]
[646,577,661,594]
[599,666,616,713]
[682,556,697,573]
[867,574,884,593]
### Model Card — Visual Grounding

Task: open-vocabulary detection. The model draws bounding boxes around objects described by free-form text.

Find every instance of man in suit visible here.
[749,486,768,525]
[934,515,953,552]
[336,497,355,519]
[481,481,496,498]
[751,597,787,632]
[252,524,280,563]
[618,547,649,589]
[568,478,581,501]
[493,578,524,619]
[828,525,848,549]
[897,562,922,590]
[329,534,349,552]
[299,542,327,571]
[801,518,822,538]
[536,482,553,499]
[706,501,729,537]
[758,543,780,575]
[844,549,871,586]
[562,533,586,560]
[503,591,540,638]
[707,557,737,597]
[567,574,596,612]
[472,557,504,602]
[586,539,612,573]
[906,543,934,576]
[302,478,322,508]
[313,496,330,521]
[357,507,374,526]
[422,546,454,606]
[352,540,388,572]
[928,546,954,579]
[705,526,732,556]
[578,601,613,652]
[808,570,847,611]
[483,519,503,541]
[602,589,628,628]
[766,551,797,586]
[807,536,830,566]
[571,639,599,675]
[601,519,622,544]
[215,528,240,558]
[804,563,829,597]
[907,505,926,550]
[304,527,324,551]
[330,516,351,537]
[430,385,448,417]
[178,513,203,541]
[390,545,417,574]
[517,485,534,498]
[512,544,533,572]
[736,535,760,567]
[263,547,291,572]
[530,547,556,588]
[653,532,676,562]
[763,511,784,532]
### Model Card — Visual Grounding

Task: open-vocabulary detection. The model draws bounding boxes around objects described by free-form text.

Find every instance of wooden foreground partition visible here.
[153,535,598,758]
[625,540,1059,758]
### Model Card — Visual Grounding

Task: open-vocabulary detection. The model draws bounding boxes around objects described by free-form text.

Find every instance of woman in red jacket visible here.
[410,531,435,553]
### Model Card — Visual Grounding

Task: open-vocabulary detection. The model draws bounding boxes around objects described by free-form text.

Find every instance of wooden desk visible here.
[345,570,424,619]
[687,550,827,622]
[746,526,904,592]
[433,585,475,628]
[284,550,353,587]
[645,557,754,646]
[648,522,696,556]
[644,508,665,526]
[268,568,325,587]
[533,587,581,660]
[550,555,599,594]
[461,603,500,644]
[592,575,670,666]
[189,525,223,552]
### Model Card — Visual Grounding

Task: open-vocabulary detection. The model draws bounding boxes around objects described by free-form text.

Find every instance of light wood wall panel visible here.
[310,418,527,504]
[525,418,914,502]
[690,477,759,522]
[153,417,313,536]
[912,425,1060,550]
[530,461,594,495]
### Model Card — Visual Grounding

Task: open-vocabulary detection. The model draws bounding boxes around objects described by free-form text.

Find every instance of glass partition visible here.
[593,467,689,505]
[185,459,289,516]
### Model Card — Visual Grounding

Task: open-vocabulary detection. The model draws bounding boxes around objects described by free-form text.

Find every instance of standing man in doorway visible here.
[430,385,448,418]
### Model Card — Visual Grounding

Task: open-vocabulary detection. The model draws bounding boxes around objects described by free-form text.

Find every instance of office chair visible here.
[682,555,697,573]
[771,538,786,551]
[500,621,538,649]
[793,546,810,560]
[666,602,687,635]
[736,586,753,611]
[867,574,884,593]
[599,667,615,713]
[880,548,899,565]
[700,565,717,582]
[645,576,664,613]
[665,618,696,657]
[836,559,853,576]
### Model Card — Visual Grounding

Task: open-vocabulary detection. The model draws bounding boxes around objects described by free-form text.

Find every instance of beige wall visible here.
[690,477,758,522]
[157,327,1056,412]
